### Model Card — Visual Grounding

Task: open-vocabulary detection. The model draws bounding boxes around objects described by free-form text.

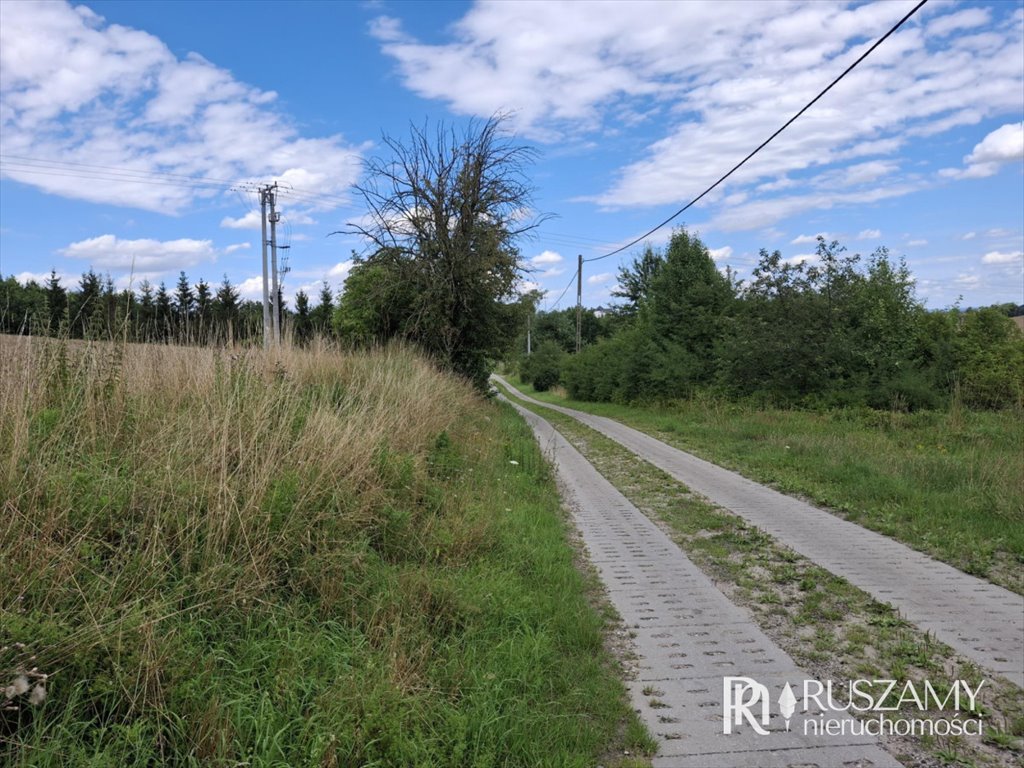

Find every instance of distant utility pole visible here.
[526,311,532,356]
[269,186,281,345]
[259,185,271,348]
[258,182,280,347]
[575,253,582,354]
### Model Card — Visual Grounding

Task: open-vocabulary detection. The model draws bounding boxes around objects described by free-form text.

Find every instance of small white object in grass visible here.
[11,676,29,696]
[509,460,519,465]
[29,684,46,706]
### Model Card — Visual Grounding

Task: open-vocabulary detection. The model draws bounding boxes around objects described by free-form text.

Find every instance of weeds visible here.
[1,337,644,765]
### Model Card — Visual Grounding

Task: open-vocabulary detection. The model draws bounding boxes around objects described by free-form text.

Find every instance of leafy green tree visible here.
[612,244,663,317]
[70,269,102,338]
[137,280,156,341]
[154,282,173,342]
[195,279,213,342]
[642,228,734,393]
[310,281,334,337]
[213,275,240,343]
[44,270,67,335]
[173,271,194,340]
[293,290,312,345]
[340,114,544,390]
[521,340,564,391]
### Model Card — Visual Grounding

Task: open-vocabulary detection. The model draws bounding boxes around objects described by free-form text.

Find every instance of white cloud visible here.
[224,242,250,253]
[586,272,613,285]
[708,246,732,261]
[954,272,981,289]
[237,276,265,301]
[373,1,1022,231]
[926,8,991,38]
[531,249,563,265]
[981,250,1023,265]
[791,232,830,245]
[15,270,72,286]
[857,229,882,240]
[327,260,355,278]
[783,252,817,266]
[541,267,565,277]
[221,211,262,230]
[962,231,977,240]
[907,239,928,247]
[60,234,217,272]
[940,122,1024,179]
[0,2,362,213]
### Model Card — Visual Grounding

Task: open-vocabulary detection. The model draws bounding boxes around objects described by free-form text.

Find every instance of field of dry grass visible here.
[1,336,648,765]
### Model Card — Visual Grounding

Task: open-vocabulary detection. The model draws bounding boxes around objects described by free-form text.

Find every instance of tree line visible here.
[511,229,1024,411]
[0,269,337,345]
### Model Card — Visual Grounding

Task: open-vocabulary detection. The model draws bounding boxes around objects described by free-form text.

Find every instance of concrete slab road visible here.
[501,394,901,768]
[494,376,1024,690]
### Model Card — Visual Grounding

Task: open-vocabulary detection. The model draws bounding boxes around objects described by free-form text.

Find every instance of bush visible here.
[521,340,563,391]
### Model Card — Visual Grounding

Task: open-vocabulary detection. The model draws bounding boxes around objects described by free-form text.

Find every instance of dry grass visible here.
[1,337,473,626]
[1,335,646,765]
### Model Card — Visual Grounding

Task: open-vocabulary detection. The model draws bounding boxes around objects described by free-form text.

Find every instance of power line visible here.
[583,0,928,264]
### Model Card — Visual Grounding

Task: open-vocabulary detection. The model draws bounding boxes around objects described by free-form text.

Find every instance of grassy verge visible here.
[1,336,649,766]
[506,378,1024,594]
[496,380,1024,768]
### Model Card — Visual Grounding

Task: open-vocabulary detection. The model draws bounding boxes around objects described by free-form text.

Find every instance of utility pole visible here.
[268,183,280,345]
[526,310,532,356]
[260,186,270,349]
[575,253,582,354]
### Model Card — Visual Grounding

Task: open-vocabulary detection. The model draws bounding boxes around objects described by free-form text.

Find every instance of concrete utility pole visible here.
[260,186,271,349]
[575,253,582,354]
[526,310,532,356]
[268,184,280,345]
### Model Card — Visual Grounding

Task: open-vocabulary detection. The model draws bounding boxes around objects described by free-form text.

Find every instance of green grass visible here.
[1,338,651,766]
[507,377,1024,593]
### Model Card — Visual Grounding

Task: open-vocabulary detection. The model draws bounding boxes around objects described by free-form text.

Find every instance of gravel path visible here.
[501,394,900,767]
[494,376,1024,689]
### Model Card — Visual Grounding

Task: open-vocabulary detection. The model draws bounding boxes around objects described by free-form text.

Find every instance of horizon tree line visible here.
[0,268,338,346]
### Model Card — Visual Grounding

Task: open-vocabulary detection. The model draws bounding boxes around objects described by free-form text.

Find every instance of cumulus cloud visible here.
[981,250,1023,264]
[708,246,733,261]
[962,231,976,240]
[940,123,1024,179]
[0,2,362,213]
[586,272,614,285]
[857,229,882,239]
[907,239,928,247]
[224,242,250,253]
[531,249,563,265]
[221,211,262,230]
[373,1,1022,230]
[60,234,217,271]
[783,252,817,266]
[791,232,830,245]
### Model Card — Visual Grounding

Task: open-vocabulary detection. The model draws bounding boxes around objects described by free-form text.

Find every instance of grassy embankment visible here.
[0,336,652,767]
[496,380,1024,768]
[506,378,1024,594]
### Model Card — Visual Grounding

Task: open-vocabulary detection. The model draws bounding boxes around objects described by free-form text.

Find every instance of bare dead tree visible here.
[334,114,550,388]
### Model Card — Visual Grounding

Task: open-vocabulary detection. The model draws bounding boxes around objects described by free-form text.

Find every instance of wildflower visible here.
[11,676,29,696]
[29,684,46,706]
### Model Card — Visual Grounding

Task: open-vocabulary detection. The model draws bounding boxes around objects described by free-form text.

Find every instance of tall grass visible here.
[1,337,645,765]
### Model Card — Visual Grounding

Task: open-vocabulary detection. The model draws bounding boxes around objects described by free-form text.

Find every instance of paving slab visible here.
[495,376,1024,689]
[500,394,901,768]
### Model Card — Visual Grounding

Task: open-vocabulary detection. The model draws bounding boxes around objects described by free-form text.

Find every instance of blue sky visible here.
[1,0,1022,310]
